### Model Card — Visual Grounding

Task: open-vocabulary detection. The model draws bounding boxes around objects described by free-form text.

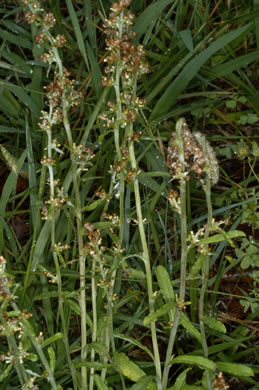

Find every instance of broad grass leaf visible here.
[0,149,26,217]
[0,87,21,116]
[0,364,12,382]
[0,27,32,49]
[47,346,56,373]
[198,230,245,245]
[155,266,175,319]
[65,0,89,70]
[75,362,111,369]
[0,50,31,75]
[151,23,253,120]
[206,50,259,77]
[181,313,202,344]
[2,81,40,116]
[114,334,154,361]
[133,0,173,42]
[190,254,205,279]
[202,316,226,334]
[113,352,145,382]
[179,29,193,51]
[143,302,176,325]
[41,333,64,349]
[86,41,103,98]
[216,362,254,377]
[172,367,192,390]
[0,125,24,134]
[94,375,110,390]
[25,115,38,230]
[172,355,216,371]
[85,1,96,49]
[130,376,156,390]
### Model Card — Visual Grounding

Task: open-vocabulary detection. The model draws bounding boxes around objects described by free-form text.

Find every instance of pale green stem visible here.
[62,99,88,388]
[1,318,28,384]
[46,122,78,388]
[128,139,161,381]
[9,300,58,389]
[199,139,213,390]
[27,8,81,386]
[89,257,97,390]
[162,118,188,390]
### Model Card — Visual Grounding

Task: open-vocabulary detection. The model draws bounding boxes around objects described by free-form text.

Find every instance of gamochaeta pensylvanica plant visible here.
[99,0,162,384]
[10,1,251,389]
[23,1,92,388]
[166,119,220,390]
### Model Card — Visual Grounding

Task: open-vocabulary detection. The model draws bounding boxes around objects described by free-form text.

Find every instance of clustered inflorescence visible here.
[99,0,149,130]
[166,120,219,185]
[0,256,33,366]
[23,0,95,222]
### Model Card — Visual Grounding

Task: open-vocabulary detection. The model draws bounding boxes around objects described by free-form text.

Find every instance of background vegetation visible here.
[0,0,258,389]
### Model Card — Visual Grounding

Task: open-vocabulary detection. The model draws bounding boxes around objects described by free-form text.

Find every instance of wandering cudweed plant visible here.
[1,0,256,389]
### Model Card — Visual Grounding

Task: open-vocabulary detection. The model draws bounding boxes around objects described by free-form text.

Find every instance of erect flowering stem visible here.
[100,1,161,380]
[199,137,214,390]
[24,3,87,387]
[44,117,78,389]
[165,119,219,390]
[128,135,162,382]
[162,118,188,390]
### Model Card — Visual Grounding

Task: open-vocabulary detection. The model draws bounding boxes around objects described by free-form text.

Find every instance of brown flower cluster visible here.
[212,372,229,390]
[99,0,149,133]
[167,120,219,185]
[24,1,66,69]
[102,0,150,87]
[0,256,9,303]
[45,69,82,109]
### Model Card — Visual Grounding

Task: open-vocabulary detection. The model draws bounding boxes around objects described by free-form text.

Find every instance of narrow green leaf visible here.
[0,87,20,116]
[155,265,175,321]
[170,386,202,390]
[133,0,173,41]
[173,368,192,390]
[94,374,110,390]
[114,333,154,361]
[144,302,176,325]
[202,316,226,334]
[65,298,81,315]
[208,50,259,77]
[0,125,24,134]
[216,362,254,377]
[25,115,38,230]
[75,362,111,369]
[0,149,26,217]
[155,265,175,302]
[86,41,103,97]
[179,30,193,51]
[1,81,40,116]
[198,230,245,245]
[85,1,96,48]
[65,0,89,70]
[82,198,105,211]
[130,376,156,390]
[172,355,216,371]
[0,363,12,382]
[47,346,56,373]
[0,27,32,49]
[113,352,145,382]
[0,144,19,176]
[181,313,202,344]
[151,23,252,120]
[190,254,205,279]
[41,333,64,349]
